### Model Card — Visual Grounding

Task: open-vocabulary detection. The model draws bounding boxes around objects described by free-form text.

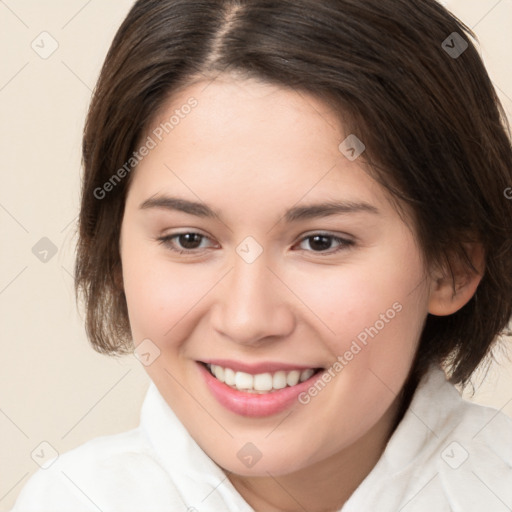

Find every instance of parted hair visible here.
[76,0,512,399]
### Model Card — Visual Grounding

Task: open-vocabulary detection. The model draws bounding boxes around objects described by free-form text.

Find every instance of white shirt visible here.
[10,364,512,512]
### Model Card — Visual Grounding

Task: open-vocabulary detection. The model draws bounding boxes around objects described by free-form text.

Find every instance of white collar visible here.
[140,363,512,511]
[140,379,254,511]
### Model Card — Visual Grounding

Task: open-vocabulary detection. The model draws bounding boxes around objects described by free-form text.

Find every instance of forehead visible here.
[152,76,343,159]
[127,76,392,217]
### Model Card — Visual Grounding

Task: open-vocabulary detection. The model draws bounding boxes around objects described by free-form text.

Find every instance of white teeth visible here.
[212,365,224,381]
[300,369,315,383]
[206,364,318,393]
[235,371,254,390]
[253,373,273,391]
[224,367,236,386]
[272,371,287,390]
[286,370,300,387]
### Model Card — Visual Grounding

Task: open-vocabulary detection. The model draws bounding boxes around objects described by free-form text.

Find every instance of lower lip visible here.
[198,363,321,417]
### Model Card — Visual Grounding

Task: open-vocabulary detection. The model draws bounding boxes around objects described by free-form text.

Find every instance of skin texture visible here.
[119,75,483,512]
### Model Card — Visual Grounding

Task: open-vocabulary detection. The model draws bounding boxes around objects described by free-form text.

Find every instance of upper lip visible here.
[199,359,322,375]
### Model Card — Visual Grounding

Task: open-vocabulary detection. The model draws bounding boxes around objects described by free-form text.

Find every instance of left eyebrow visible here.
[283,200,380,222]
[139,194,380,223]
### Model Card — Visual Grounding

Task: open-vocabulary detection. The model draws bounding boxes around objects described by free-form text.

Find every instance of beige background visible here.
[1,0,511,509]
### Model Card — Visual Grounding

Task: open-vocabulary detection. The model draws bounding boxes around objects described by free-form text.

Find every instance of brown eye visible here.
[157,232,214,253]
[297,234,354,254]
[176,233,204,249]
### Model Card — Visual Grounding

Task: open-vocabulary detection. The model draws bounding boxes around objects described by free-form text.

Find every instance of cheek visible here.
[287,242,428,367]
[121,238,210,344]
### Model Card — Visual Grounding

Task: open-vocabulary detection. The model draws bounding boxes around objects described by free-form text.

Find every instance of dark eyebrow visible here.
[139,194,380,222]
[283,200,380,222]
[140,195,220,219]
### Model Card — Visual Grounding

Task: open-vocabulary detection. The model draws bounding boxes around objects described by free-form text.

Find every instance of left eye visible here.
[158,232,353,255]
[295,234,353,254]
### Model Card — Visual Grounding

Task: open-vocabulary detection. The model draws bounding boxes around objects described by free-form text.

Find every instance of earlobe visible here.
[428,243,485,316]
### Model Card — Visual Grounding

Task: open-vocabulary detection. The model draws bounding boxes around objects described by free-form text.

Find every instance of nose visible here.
[210,252,295,346]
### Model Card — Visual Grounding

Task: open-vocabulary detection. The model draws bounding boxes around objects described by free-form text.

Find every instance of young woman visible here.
[11,0,512,510]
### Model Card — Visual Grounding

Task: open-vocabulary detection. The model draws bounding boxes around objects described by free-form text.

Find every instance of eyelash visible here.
[156,232,354,256]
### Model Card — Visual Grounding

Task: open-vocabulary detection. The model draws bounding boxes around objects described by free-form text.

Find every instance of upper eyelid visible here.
[160,230,352,240]
[160,231,353,249]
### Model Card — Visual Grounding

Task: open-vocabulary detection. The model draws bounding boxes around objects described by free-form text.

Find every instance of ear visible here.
[428,243,485,316]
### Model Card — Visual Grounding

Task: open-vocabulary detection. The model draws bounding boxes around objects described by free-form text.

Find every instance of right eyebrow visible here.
[140,195,219,219]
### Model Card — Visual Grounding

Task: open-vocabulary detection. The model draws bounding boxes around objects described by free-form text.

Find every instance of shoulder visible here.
[449,391,512,457]
[349,365,512,512]
[425,373,512,470]
[431,394,512,510]
[403,370,512,511]
[409,366,512,468]
[10,427,177,512]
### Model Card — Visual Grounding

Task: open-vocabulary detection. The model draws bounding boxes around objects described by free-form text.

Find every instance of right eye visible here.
[157,232,217,254]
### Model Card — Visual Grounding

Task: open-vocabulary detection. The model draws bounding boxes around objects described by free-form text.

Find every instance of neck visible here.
[228,393,404,512]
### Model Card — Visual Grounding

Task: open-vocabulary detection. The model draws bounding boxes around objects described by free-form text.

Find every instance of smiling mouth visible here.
[203,363,323,394]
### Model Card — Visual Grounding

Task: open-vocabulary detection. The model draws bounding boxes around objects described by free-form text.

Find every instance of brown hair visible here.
[76,0,512,395]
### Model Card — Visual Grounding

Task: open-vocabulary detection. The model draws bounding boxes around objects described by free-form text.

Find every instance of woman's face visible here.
[119,75,432,476]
